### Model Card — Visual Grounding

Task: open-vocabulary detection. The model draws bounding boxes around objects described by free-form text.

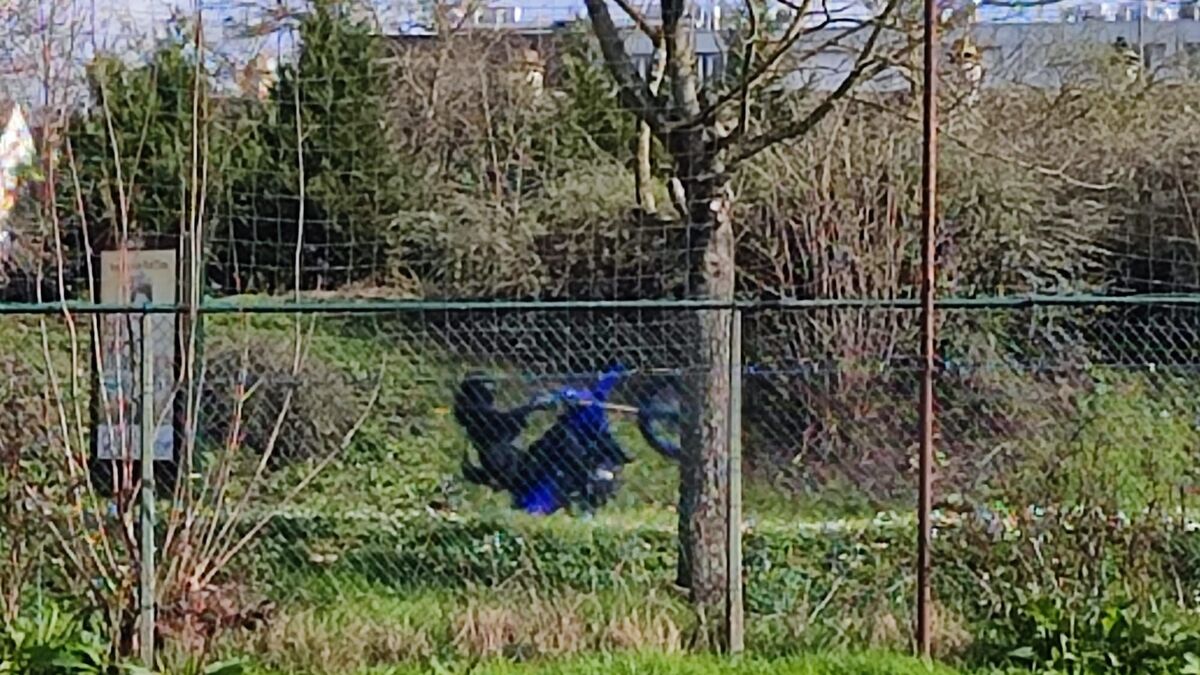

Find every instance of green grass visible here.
[243,651,965,675]
[213,584,695,673]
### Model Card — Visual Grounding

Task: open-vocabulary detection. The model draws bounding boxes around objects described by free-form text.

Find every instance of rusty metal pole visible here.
[917,0,939,658]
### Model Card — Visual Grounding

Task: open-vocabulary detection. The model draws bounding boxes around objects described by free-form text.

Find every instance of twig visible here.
[736,0,761,141]
[611,0,661,40]
[164,16,209,569]
[199,61,315,575]
[189,327,254,576]
[200,316,317,572]
[200,357,388,585]
[849,96,1120,191]
[730,0,900,161]
[692,0,816,128]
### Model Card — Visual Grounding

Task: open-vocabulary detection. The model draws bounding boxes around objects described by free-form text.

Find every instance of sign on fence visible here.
[95,249,177,461]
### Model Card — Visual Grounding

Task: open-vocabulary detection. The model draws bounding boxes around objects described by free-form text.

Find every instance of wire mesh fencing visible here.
[2,306,713,656]
[6,299,1200,661]
[201,309,703,595]
[737,302,1200,654]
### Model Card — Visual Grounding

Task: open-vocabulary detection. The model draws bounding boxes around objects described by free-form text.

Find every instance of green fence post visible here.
[727,308,744,654]
[139,310,156,667]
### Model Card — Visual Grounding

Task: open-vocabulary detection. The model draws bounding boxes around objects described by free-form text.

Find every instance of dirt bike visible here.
[455,363,683,516]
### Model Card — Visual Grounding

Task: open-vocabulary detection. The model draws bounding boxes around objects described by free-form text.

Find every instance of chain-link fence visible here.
[5,0,1200,672]
[8,298,1200,667]
[0,306,698,660]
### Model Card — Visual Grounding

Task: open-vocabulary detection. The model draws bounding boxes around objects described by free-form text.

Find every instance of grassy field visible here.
[199,310,897,523]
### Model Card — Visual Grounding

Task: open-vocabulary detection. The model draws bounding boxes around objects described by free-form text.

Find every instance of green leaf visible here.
[1008,646,1037,660]
[203,659,246,675]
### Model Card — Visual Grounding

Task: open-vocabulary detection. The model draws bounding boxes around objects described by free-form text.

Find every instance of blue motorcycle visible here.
[454,364,682,516]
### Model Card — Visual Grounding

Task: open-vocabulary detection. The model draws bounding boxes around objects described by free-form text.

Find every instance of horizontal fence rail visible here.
[8,291,1200,315]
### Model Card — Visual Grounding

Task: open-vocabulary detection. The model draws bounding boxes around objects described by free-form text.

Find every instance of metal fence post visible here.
[727,308,744,653]
[917,0,941,653]
[139,310,156,667]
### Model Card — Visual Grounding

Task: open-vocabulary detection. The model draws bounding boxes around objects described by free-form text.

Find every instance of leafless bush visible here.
[199,329,364,466]
[733,77,1200,500]
[2,14,387,662]
[383,28,672,299]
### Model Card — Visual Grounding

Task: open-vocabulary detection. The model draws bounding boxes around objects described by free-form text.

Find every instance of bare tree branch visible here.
[611,0,662,41]
[730,0,899,161]
[736,0,761,138]
[661,0,702,121]
[582,0,667,134]
[690,0,815,128]
[637,43,667,211]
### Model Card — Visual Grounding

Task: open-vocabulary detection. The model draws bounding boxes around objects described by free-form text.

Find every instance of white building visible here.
[0,100,36,234]
[0,100,35,268]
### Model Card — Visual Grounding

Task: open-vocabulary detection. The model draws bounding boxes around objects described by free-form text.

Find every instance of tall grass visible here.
[241,650,964,675]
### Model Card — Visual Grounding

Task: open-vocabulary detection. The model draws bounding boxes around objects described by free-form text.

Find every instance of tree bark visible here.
[672,119,736,649]
[677,185,735,650]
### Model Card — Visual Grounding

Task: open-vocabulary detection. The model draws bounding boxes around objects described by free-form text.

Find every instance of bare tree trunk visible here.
[673,122,736,648]
[645,0,736,647]
[678,225,735,649]
[583,0,891,650]
[635,46,666,213]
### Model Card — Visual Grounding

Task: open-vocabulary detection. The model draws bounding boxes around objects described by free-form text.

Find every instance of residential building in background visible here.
[0,101,35,225]
[377,0,1200,92]
[8,1,1200,116]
